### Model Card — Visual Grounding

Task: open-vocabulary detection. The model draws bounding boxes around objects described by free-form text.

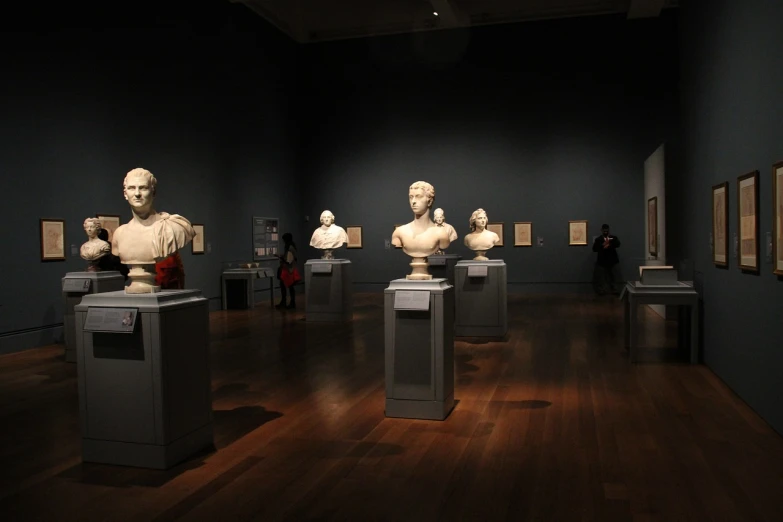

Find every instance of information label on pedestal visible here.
[84,307,139,333]
[394,290,430,311]
[63,278,91,292]
[311,263,333,274]
[257,269,273,278]
[467,265,488,278]
[429,257,446,266]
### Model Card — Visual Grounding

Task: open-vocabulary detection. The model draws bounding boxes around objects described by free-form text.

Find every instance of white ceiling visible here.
[231,0,679,43]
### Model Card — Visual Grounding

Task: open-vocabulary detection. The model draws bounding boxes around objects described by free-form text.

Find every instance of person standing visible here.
[592,223,621,294]
[276,233,300,309]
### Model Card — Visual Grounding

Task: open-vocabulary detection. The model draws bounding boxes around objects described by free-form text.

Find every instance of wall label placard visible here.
[84,307,138,333]
[467,265,488,278]
[63,278,91,293]
[311,263,333,274]
[394,290,430,311]
[429,257,446,266]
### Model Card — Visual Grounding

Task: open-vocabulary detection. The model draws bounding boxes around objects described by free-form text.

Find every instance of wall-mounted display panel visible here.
[252,217,279,260]
[737,171,759,272]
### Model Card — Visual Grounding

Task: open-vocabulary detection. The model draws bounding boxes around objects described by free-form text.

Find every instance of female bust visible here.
[80,218,112,270]
[463,208,500,260]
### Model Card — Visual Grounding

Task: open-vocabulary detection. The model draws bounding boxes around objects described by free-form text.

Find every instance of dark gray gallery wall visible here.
[299,13,680,287]
[0,2,302,353]
[673,0,783,434]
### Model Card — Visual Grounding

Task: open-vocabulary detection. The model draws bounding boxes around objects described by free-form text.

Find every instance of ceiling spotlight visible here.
[433,11,438,16]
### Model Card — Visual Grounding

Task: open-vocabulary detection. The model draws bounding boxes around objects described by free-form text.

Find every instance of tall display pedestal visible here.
[305,259,353,322]
[62,271,125,363]
[384,279,454,421]
[221,268,274,309]
[427,254,461,287]
[74,290,213,469]
[454,260,508,338]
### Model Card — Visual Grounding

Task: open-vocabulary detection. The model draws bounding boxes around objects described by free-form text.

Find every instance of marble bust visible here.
[432,208,458,255]
[310,210,348,259]
[80,217,111,271]
[464,208,500,260]
[391,181,451,279]
[112,167,195,293]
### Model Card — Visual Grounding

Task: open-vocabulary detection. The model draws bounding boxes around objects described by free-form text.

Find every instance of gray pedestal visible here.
[74,290,213,469]
[454,260,508,338]
[62,271,125,363]
[428,254,461,287]
[221,268,274,310]
[384,278,454,421]
[305,259,353,322]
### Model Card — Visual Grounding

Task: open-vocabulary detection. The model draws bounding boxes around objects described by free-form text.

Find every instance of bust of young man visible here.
[463,208,500,260]
[310,210,348,254]
[391,181,451,279]
[112,167,195,293]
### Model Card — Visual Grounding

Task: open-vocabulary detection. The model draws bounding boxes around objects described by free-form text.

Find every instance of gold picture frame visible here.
[40,218,66,261]
[774,161,783,276]
[96,214,121,243]
[192,224,205,254]
[346,226,363,248]
[514,222,532,247]
[712,182,728,268]
[487,222,504,247]
[568,220,588,246]
[737,170,759,272]
[648,196,658,256]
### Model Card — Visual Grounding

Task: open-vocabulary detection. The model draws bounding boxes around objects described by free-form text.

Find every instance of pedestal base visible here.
[427,254,461,287]
[305,259,353,322]
[74,290,213,469]
[62,271,126,363]
[455,260,508,338]
[384,278,454,421]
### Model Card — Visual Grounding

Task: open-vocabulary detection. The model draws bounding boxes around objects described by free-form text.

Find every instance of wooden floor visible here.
[0,293,781,522]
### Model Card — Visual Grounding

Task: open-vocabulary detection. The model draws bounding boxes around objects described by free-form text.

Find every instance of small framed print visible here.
[346,226,363,248]
[648,196,658,256]
[40,218,66,261]
[192,224,205,254]
[514,222,532,247]
[712,182,729,267]
[737,170,759,272]
[568,220,588,246]
[487,222,504,247]
[96,214,121,243]
[773,161,783,276]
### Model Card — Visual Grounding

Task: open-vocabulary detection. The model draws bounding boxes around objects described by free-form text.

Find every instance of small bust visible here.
[310,210,348,256]
[464,208,500,260]
[433,208,458,246]
[80,218,111,268]
[391,181,451,279]
[112,167,195,293]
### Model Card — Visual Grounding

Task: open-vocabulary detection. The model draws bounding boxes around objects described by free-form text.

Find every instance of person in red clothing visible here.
[155,251,185,289]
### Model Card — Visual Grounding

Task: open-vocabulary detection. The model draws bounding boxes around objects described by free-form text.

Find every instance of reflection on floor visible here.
[0,293,781,521]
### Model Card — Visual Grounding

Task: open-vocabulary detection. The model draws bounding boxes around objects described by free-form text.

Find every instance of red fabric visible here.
[155,252,185,289]
[279,266,301,288]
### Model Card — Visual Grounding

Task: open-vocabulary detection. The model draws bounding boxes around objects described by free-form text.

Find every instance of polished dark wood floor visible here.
[1,293,781,521]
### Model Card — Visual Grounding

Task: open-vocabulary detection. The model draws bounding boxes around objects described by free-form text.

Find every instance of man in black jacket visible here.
[592,223,621,294]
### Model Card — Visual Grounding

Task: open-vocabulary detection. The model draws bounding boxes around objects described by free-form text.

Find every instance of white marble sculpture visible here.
[80,217,111,271]
[433,208,458,255]
[310,210,348,260]
[464,208,500,260]
[391,181,452,280]
[112,167,195,293]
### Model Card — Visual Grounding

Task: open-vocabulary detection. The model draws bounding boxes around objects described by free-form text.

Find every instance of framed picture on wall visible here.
[774,161,783,276]
[487,222,504,246]
[737,170,759,272]
[346,226,363,248]
[568,220,588,246]
[647,196,658,256]
[712,182,729,267]
[514,222,532,246]
[192,224,205,254]
[40,218,66,261]
[96,214,121,243]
